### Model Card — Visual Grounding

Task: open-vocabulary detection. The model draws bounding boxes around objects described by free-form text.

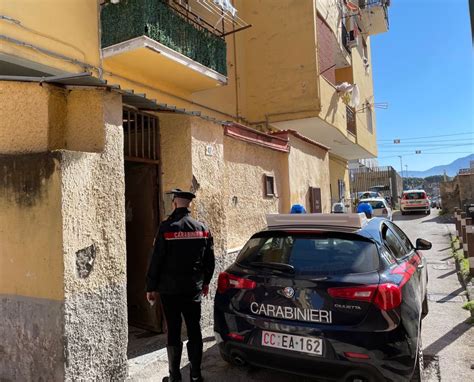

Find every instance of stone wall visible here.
[441,173,474,213]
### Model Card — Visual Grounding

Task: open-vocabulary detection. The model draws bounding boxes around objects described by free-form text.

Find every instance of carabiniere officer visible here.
[146,189,215,382]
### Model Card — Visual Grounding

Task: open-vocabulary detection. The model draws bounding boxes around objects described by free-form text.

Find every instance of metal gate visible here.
[123,107,159,164]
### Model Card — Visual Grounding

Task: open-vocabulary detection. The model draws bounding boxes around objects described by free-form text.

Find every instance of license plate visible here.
[261,330,323,355]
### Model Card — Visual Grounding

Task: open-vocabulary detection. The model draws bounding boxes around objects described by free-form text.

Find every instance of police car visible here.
[214,214,430,382]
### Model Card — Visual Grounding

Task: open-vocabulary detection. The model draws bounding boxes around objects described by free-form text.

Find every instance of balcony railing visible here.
[101,0,227,75]
[346,106,357,136]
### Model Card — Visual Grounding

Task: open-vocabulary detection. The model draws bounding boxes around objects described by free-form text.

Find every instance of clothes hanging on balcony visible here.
[212,0,237,17]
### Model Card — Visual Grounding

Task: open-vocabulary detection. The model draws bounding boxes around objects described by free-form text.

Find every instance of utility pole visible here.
[405,165,408,178]
[398,155,404,190]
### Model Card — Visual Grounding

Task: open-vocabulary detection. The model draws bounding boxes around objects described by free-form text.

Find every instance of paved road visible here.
[394,212,473,382]
[128,212,473,382]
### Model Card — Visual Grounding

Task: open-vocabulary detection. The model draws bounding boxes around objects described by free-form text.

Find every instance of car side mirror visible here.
[416,238,432,250]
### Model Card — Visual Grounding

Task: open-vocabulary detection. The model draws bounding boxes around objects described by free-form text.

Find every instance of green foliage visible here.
[101,0,227,75]
[424,175,448,183]
[463,300,474,312]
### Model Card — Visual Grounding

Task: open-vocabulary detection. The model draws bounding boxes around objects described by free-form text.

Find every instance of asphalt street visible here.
[128,211,473,382]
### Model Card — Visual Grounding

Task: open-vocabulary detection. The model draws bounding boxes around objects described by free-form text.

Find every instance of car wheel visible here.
[401,211,406,216]
[426,210,430,215]
[421,294,429,319]
[411,326,424,381]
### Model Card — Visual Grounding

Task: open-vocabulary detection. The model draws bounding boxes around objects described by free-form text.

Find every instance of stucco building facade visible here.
[0,0,389,379]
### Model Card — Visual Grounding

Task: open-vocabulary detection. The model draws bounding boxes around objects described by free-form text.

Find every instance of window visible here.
[236,232,380,276]
[382,224,406,259]
[264,175,275,197]
[338,179,346,201]
[387,222,414,253]
[366,105,373,134]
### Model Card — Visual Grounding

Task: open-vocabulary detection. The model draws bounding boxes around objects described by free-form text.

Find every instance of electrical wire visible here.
[377,132,473,142]
[378,138,474,146]
[378,151,473,159]
[379,143,474,152]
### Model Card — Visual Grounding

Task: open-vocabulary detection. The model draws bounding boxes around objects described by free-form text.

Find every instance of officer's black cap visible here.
[167,188,196,200]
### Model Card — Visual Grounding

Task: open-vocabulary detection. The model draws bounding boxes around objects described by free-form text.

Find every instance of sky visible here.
[370,0,473,172]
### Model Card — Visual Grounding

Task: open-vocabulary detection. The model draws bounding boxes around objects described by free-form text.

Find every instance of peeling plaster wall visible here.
[61,92,128,381]
[224,136,288,250]
[288,136,331,213]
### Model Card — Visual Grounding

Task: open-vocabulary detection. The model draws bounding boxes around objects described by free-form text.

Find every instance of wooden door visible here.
[309,187,322,213]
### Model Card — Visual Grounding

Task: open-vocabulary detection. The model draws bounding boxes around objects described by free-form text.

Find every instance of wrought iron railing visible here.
[101,0,227,75]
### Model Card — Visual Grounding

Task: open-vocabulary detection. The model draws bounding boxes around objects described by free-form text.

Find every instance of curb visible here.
[449,231,474,319]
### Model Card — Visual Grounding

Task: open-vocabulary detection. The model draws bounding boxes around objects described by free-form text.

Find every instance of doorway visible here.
[123,108,163,342]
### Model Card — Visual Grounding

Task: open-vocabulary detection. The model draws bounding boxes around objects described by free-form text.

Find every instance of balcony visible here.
[270,78,377,161]
[358,0,390,36]
[100,0,228,92]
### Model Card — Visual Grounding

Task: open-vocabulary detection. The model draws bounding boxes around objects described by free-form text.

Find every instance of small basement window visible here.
[264,175,275,197]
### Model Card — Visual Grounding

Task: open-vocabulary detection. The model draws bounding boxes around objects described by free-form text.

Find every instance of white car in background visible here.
[359,197,393,221]
[400,190,431,215]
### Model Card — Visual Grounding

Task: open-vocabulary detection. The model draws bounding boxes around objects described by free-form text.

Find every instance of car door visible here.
[387,222,427,300]
[381,223,422,345]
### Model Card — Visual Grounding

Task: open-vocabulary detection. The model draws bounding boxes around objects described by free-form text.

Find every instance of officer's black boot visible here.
[162,343,183,382]
[187,341,204,382]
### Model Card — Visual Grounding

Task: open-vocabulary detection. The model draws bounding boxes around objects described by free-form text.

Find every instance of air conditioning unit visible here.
[347,30,359,48]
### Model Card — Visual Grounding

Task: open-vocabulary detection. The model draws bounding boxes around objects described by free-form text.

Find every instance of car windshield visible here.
[236,232,379,276]
[404,192,425,200]
[363,200,385,209]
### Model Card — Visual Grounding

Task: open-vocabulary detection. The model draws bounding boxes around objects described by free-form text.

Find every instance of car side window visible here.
[382,224,407,259]
[387,222,414,253]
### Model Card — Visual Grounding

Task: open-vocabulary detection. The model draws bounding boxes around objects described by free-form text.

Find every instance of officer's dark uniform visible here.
[146,189,215,382]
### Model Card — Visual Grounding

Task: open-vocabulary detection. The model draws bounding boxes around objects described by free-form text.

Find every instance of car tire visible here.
[426,210,430,215]
[411,329,424,381]
[401,211,406,216]
[421,294,429,319]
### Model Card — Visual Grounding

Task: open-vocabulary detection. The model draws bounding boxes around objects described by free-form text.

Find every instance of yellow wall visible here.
[329,154,351,204]
[288,136,331,213]
[0,154,64,301]
[351,36,377,156]
[240,0,320,124]
[158,113,194,209]
[0,0,100,74]
[224,136,288,249]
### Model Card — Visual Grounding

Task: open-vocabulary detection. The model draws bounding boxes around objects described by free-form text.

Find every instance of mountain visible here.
[404,154,474,178]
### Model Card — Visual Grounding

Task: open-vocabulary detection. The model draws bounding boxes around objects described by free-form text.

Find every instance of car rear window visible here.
[365,201,385,209]
[404,192,425,200]
[236,232,379,276]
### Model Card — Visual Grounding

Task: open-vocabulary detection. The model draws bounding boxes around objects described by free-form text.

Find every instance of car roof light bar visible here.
[266,213,369,229]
